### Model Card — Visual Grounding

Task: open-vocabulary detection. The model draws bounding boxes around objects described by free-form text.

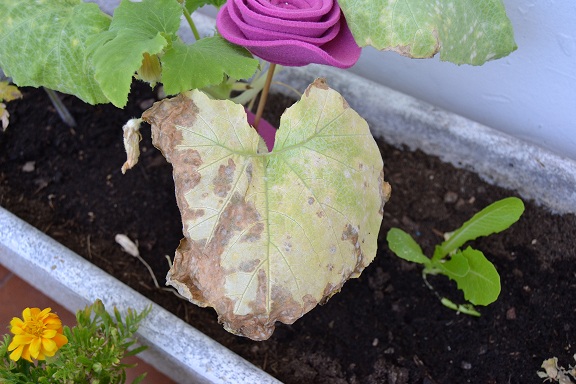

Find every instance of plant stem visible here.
[181,4,200,41]
[253,63,276,131]
[43,88,77,127]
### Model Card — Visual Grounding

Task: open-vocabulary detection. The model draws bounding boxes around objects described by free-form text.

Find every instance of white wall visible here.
[349,0,576,161]
[202,2,576,161]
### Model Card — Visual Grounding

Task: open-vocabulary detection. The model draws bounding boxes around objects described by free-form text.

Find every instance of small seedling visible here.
[387,197,525,315]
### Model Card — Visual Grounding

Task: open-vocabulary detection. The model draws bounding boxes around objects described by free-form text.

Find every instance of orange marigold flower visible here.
[7,307,68,362]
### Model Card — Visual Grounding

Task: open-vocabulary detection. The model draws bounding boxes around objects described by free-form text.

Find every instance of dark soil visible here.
[1,83,575,384]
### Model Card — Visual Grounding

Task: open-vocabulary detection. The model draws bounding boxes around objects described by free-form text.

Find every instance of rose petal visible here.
[217,0,361,68]
[234,0,340,38]
[249,0,332,21]
[227,1,340,44]
[218,6,360,67]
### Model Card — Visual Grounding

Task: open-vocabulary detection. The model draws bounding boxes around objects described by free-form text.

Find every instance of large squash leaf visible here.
[0,0,111,104]
[142,79,391,340]
[339,0,517,65]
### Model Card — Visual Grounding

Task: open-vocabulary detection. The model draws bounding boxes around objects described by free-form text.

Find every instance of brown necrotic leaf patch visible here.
[141,83,390,341]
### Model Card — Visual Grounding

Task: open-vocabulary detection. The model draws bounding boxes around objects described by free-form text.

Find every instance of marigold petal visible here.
[21,346,32,362]
[42,329,58,338]
[22,307,32,321]
[11,334,34,345]
[52,333,68,348]
[9,317,24,328]
[8,344,24,361]
[38,307,52,319]
[42,338,57,354]
[29,337,41,359]
[10,327,24,335]
[44,316,63,328]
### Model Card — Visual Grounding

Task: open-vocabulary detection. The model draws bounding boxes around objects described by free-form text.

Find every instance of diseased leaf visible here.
[386,228,430,265]
[161,37,258,96]
[439,247,500,306]
[339,0,517,65]
[0,0,110,104]
[142,79,391,340]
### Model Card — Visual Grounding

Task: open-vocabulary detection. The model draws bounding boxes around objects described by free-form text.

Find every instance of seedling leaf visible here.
[142,78,390,340]
[439,247,500,306]
[87,0,182,107]
[435,249,470,277]
[338,0,517,65]
[436,197,524,258]
[0,0,110,104]
[161,37,259,96]
[386,228,430,265]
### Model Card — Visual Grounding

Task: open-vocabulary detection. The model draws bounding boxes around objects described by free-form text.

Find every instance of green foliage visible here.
[86,0,182,107]
[0,0,259,108]
[339,0,517,65]
[387,197,524,315]
[184,0,227,14]
[0,300,151,384]
[0,0,111,104]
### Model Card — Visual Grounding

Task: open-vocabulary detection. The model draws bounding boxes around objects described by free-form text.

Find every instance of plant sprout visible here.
[387,197,525,316]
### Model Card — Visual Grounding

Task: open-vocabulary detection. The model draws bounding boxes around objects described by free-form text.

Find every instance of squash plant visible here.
[0,0,516,340]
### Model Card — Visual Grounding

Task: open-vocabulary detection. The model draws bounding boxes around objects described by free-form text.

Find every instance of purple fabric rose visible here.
[216,0,361,68]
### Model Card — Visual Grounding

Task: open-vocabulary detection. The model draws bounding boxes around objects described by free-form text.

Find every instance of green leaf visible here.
[0,0,111,104]
[386,228,430,265]
[438,247,500,305]
[185,0,227,14]
[87,0,182,107]
[142,78,389,340]
[339,0,517,65]
[161,37,258,96]
[436,197,524,258]
[434,248,470,277]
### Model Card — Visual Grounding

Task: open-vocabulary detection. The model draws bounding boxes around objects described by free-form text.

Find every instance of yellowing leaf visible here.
[0,81,22,103]
[339,0,517,65]
[142,79,391,340]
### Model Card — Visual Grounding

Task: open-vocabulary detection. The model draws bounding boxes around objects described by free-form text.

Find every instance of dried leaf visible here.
[121,118,142,174]
[115,234,140,257]
[143,79,390,340]
[0,103,9,131]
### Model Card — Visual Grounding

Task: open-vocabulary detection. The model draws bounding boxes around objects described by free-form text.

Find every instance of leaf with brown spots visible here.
[142,78,391,340]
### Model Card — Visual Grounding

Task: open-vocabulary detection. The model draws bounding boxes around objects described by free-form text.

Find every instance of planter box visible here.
[2,8,575,384]
[0,207,280,384]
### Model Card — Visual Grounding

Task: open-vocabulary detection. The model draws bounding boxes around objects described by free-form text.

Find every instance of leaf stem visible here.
[181,4,200,41]
[43,88,76,127]
[253,63,276,131]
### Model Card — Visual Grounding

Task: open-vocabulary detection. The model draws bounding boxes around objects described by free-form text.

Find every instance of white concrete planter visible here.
[2,7,576,384]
